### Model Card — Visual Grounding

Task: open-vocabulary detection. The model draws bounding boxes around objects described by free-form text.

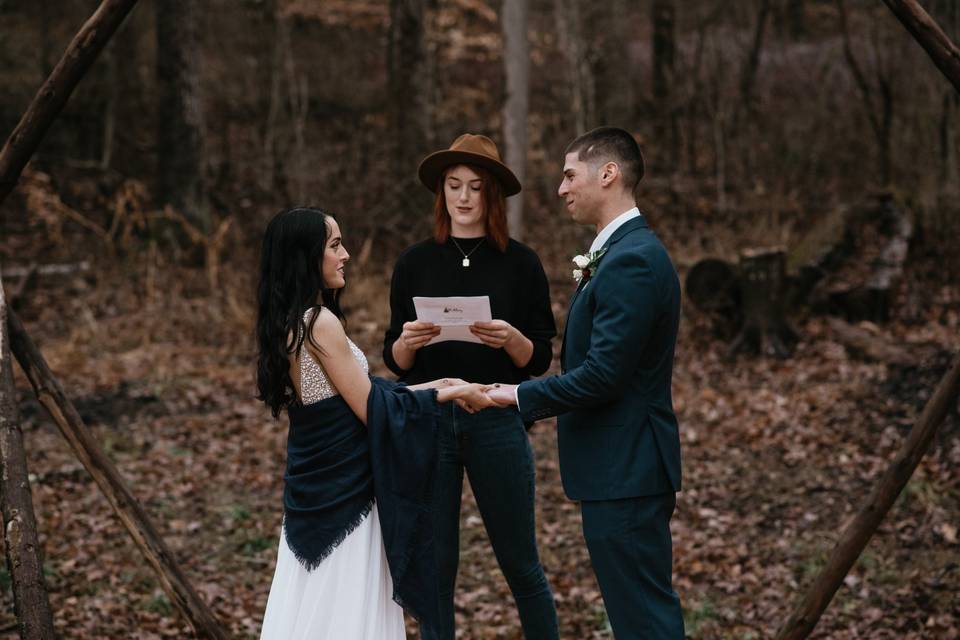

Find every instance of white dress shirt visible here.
[589,207,641,254]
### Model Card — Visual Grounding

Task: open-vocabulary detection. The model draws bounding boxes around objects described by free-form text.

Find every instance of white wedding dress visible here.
[260,331,405,639]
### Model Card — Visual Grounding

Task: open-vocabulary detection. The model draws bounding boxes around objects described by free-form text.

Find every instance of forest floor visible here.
[2,198,959,639]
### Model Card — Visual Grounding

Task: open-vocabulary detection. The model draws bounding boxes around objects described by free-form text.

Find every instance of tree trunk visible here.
[788,0,806,38]
[280,19,310,204]
[260,0,282,193]
[100,44,117,170]
[6,310,229,639]
[38,0,53,78]
[776,353,960,640]
[553,0,593,134]
[837,0,896,185]
[0,0,139,207]
[594,0,633,125]
[155,0,208,230]
[0,272,56,640]
[388,0,434,177]
[652,0,677,168]
[738,0,772,121]
[502,0,529,240]
[939,90,958,188]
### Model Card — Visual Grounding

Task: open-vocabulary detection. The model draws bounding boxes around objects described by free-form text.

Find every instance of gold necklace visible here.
[450,237,485,267]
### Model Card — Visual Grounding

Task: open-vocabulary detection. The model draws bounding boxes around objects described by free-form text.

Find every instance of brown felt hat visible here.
[418,134,522,197]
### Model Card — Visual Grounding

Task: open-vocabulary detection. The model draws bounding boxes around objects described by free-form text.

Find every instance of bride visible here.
[255,207,494,639]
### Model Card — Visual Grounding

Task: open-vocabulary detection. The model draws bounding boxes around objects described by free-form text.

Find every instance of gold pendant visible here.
[462,258,470,267]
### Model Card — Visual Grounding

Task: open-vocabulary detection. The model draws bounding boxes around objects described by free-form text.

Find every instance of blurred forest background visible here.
[1,0,958,638]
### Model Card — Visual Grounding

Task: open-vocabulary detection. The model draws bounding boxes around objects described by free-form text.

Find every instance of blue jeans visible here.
[421,404,559,640]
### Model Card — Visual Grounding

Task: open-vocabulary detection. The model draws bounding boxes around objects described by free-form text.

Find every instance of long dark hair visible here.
[256,207,344,418]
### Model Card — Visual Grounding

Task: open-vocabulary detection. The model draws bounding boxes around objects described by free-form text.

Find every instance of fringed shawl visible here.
[284,376,440,632]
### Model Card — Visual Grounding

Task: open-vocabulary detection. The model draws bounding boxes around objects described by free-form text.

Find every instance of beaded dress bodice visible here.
[299,311,368,405]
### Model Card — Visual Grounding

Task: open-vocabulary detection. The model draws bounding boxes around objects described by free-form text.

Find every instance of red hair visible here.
[432,164,509,251]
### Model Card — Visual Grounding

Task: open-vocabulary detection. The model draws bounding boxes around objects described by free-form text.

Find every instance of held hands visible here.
[435,381,517,412]
[485,383,518,407]
[446,383,498,413]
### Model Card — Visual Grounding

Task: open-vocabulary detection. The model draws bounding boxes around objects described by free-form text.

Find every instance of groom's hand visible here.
[486,383,518,407]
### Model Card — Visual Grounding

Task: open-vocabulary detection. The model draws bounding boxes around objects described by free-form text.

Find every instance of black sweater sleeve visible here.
[382,253,411,376]
[518,251,556,376]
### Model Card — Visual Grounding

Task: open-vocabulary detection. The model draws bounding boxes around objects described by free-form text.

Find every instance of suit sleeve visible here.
[517,250,657,421]
[518,251,556,376]
[382,254,412,376]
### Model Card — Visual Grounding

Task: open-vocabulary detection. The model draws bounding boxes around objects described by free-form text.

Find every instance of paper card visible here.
[413,296,492,344]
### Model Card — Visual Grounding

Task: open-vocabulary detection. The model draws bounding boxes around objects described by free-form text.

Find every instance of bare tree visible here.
[553,0,594,134]
[260,0,282,193]
[837,0,895,184]
[388,0,435,177]
[588,0,634,126]
[0,273,56,640]
[738,0,772,120]
[652,0,678,168]
[787,0,806,38]
[155,0,208,229]
[502,0,529,239]
[280,18,310,204]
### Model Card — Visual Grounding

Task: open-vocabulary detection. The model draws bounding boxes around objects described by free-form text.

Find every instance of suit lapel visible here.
[559,215,649,371]
[560,278,588,369]
[603,214,647,250]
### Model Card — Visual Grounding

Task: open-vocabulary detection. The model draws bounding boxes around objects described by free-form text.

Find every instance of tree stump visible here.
[728,247,797,358]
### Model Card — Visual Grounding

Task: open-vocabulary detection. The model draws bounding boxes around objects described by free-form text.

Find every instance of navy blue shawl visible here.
[284,376,440,632]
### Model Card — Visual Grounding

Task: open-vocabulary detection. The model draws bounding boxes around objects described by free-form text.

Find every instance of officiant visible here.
[382,133,560,640]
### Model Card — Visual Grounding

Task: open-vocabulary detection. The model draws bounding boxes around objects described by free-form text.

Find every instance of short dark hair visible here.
[565,127,645,192]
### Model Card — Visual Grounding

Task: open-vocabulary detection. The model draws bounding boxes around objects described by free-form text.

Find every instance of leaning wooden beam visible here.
[0,0,139,205]
[881,0,960,93]
[775,352,960,640]
[0,273,56,638]
[6,309,229,639]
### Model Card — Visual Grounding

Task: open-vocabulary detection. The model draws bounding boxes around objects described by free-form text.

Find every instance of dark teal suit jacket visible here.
[518,215,682,501]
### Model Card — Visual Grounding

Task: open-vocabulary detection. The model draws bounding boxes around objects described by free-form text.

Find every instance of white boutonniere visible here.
[572,248,607,284]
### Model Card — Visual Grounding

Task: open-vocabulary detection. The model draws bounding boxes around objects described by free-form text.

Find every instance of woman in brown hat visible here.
[383,134,560,639]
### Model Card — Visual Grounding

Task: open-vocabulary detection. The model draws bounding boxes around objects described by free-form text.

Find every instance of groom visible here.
[488,127,684,638]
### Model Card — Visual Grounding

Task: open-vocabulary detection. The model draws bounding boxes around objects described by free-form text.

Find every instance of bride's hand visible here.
[436,383,495,413]
[405,377,467,392]
[453,384,497,413]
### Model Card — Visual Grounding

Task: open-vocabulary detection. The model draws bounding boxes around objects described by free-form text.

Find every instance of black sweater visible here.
[383,236,556,385]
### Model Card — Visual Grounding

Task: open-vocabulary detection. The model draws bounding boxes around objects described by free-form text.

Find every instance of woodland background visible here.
[1,0,959,638]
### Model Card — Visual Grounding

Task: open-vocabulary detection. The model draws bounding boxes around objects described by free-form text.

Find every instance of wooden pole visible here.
[6,309,229,640]
[0,273,57,638]
[881,0,960,94]
[0,0,226,635]
[0,0,139,205]
[775,353,960,640]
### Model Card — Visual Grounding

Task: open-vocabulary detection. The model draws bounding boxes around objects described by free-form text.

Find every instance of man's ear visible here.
[599,161,620,188]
